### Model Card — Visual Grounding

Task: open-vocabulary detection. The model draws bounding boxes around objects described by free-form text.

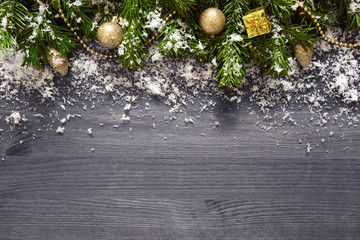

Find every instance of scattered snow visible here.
[184,117,195,124]
[0,50,56,100]
[0,26,359,152]
[306,143,313,153]
[120,114,130,123]
[145,9,165,32]
[5,111,23,125]
[56,126,65,134]
[87,128,93,135]
[349,1,360,15]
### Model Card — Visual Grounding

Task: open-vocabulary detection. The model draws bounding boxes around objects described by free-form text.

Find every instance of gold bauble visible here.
[97,22,123,49]
[47,47,69,76]
[199,7,226,36]
[294,43,313,68]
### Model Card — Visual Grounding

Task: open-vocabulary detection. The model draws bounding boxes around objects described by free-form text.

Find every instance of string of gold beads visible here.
[148,11,176,43]
[58,4,176,58]
[292,0,359,48]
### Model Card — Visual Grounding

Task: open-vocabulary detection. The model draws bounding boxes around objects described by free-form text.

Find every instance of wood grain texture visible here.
[0,95,360,240]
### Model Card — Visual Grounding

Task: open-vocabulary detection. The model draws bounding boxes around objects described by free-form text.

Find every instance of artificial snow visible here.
[5,111,23,125]
[87,128,93,135]
[56,126,65,134]
[0,26,359,154]
[0,50,56,100]
[184,117,195,124]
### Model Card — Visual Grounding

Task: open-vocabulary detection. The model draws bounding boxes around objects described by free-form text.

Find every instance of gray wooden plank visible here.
[0,96,360,240]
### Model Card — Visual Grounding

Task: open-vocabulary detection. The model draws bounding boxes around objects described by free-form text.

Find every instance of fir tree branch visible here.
[118,0,151,69]
[191,38,211,63]
[261,34,292,77]
[157,19,195,58]
[0,0,29,54]
[282,25,317,48]
[18,0,77,69]
[348,13,360,30]
[215,38,247,88]
[60,0,97,38]
[159,0,197,21]
[215,0,250,88]
[0,0,358,89]
[267,0,295,24]
[346,1,360,30]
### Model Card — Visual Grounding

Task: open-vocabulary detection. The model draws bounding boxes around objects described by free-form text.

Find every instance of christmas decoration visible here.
[97,21,123,50]
[0,0,359,89]
[293,0,360,48]
[294,43,313,68]
[242,6,271,38]
[46,47,69,76]
[199,7,226,36]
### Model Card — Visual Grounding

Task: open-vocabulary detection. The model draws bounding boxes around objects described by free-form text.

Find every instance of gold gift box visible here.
[242,6,271,38]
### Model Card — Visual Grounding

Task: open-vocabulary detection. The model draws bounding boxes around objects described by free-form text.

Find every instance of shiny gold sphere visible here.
[199,7,226,35]
[97,22,123,49]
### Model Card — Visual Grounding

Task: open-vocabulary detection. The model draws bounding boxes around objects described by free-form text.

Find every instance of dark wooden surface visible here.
[0,91,360,240]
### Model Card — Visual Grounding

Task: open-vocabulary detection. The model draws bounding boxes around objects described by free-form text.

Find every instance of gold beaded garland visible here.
[292,0,359,48]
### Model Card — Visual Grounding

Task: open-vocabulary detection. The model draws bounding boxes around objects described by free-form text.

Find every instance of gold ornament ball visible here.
[199,7,226,35]
[47,47,69,76]
[97,22,123,49]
